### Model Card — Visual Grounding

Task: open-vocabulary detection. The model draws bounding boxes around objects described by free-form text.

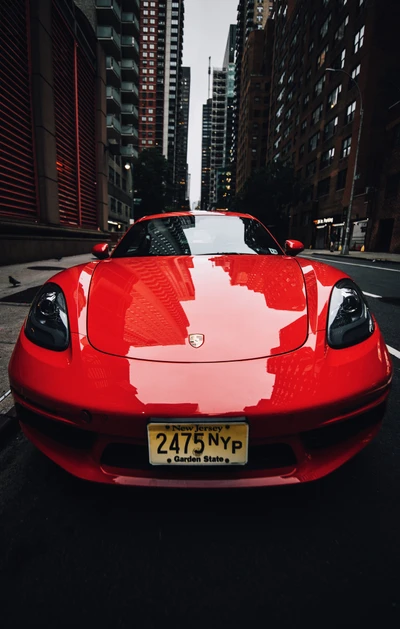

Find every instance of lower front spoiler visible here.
[16,400,387,488]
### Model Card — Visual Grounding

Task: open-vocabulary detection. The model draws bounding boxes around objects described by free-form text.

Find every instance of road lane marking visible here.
[0,389,11,403]
[301,256,400,273]
[363,292,382,299]
[387,345,400,360]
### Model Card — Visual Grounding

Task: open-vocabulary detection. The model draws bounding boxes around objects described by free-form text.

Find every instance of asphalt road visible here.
[1,256,400,629]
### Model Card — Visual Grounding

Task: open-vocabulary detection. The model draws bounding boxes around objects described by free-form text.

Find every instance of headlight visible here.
[25,283,69,351]
[327,279,374,349]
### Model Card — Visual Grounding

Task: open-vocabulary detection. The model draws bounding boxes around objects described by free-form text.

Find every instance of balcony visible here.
[121,35,139,59]
[97,26,121,60]
[106,56,121,87]
[120,145,138,160]
[106,86,121,113]
[121,58,139,80]
[96,0,121,30]
[107,115,121,143]
[121,81,139,103]
[121,103,139,123]
[121,125,138,145]
[121,12,140,37]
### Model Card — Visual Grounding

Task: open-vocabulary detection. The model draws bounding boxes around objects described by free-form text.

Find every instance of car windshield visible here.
[112,215,283,257]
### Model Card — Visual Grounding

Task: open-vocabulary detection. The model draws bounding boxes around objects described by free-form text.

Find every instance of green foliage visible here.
[232,161,302,241]
[133,149,172,218]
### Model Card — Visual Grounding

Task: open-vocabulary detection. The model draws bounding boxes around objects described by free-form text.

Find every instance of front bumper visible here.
[15,397,387,487]
[9,325,392,487]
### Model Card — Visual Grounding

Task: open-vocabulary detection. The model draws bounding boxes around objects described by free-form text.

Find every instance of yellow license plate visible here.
[147,421,249,466]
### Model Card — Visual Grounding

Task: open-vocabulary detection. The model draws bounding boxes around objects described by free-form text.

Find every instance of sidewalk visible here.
[300,249,400,264]
[0,252,94,301]
[0,253,94,421]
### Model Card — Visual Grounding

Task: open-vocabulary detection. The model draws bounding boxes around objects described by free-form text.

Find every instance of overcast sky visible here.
[183,0,238,206]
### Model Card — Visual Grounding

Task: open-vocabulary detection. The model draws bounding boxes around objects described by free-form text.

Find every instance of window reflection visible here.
[112,215,283,257]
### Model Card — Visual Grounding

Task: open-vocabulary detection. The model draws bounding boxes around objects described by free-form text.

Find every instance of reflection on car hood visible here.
[87,255,308,362]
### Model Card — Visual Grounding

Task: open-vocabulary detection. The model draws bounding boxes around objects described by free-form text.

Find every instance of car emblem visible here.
[189,333,204,348]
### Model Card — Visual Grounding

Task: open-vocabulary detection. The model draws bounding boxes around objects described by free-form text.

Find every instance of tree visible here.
[232,161,302,243]
[133,149,172,219]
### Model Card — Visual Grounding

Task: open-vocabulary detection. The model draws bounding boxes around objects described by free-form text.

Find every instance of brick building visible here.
[268,0,400,253]
[236,18,274,194]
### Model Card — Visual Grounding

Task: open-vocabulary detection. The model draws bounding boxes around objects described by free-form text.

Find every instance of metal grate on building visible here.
[77,46,97,228]
[52,4,79,225]
[0,0,38,220]
[52,1,97,228]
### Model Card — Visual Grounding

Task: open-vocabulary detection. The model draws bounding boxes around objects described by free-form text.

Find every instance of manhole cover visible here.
[0,286,41,304]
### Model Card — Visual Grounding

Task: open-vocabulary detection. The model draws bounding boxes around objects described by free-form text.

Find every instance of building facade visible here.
[200,98,212,210]
[268,0,400,253]
[233,0,273,197]
[138,0,185,207]
[176,66,191,208]
[0,0,108,264]
[96,0,140,232]
[236,17,274,194]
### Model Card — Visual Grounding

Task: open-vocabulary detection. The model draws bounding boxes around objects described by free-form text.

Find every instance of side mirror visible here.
[285,239,304,257]
[92,243,109,260]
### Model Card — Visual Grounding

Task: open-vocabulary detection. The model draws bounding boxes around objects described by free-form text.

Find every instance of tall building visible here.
[138,0,185,207]
[96,0,140,232]
[233,0,273,196]
[236,17,274,193]
[269,0,400,253]
[200,98,212,210]
[0,0,108,264]
[210,68,227,207]
[206,25,237,209]
[176,66,191,208]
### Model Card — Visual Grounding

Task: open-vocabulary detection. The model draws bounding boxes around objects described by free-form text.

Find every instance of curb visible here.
[301,253,400,265]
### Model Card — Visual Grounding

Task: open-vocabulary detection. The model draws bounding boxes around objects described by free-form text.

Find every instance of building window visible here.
[341,136,352,158]
[309,132,320,152]
[333,48,346,70]
[345,101,356,124]
[301,119,307,134]
[351,64,361,82]
[317,44,329,69]
[306,67,312,82]
[385,173,400,198]
[309,41,314,54]
[354,26,365,53]
[306,159,317,177]
[334,15,349,42]
[320,147,335,168]
[317,177,330,197]
[303,93,310,109]
[320,14,331,39]
[311,103,323,125]
[299,144,305,158]
[314,76,325,97]
[324,116,339,139]
[336,168,347,190]
[327,84,342,109]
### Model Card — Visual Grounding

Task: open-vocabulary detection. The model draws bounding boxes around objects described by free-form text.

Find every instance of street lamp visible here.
[326,67,364,255]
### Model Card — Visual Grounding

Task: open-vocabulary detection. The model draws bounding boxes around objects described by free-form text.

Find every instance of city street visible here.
[0,256,400,628]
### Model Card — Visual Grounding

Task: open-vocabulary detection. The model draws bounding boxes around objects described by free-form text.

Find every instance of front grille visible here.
[100,442,296,472]
[16,404,95,450]
[302,402,386,451]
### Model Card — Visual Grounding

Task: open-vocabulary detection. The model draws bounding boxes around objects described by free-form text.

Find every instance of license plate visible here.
[147,421,249,466]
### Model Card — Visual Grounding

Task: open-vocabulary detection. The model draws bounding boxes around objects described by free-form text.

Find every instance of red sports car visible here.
[8,211,392,487]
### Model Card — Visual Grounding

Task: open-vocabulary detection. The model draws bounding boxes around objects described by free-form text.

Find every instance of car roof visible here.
[134,210,254,222]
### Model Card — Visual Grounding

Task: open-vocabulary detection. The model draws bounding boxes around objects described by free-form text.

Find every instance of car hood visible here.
[87,255,308,362]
